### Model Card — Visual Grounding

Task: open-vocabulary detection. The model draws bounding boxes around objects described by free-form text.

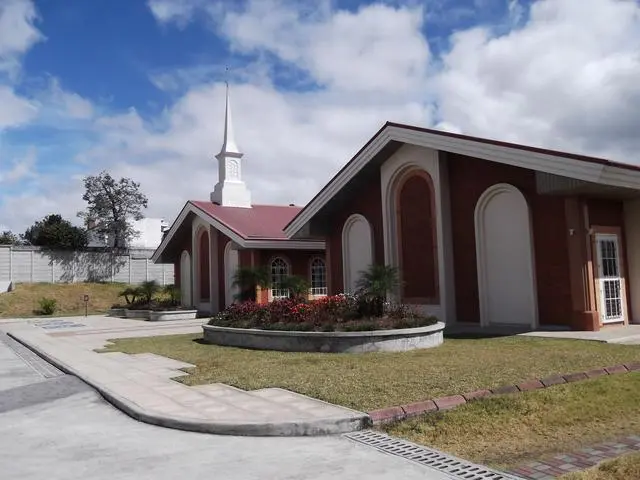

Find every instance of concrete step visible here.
[251,387,363,419]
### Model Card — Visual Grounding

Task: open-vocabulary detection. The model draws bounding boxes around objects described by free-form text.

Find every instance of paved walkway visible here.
[0,330,454,480]
[2,315,368,436]
[507,435,640,479]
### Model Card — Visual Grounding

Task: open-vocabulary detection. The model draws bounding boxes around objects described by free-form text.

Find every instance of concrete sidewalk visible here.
[520,324,640,345]
[4,316,369,437]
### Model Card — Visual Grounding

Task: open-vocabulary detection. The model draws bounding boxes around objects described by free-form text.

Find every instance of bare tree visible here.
[78,171,148,251]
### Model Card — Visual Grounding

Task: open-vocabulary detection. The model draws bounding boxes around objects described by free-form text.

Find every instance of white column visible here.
[624,199,640,323]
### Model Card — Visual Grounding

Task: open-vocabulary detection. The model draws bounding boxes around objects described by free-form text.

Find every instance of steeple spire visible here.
[210,77,252,208]
[219,80,241,156]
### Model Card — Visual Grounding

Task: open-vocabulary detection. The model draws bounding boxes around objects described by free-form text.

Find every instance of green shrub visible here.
[38,297,57,315]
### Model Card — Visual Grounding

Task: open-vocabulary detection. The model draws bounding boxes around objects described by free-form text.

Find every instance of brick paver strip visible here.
[462,389,492,402]
[491,384,519,395]
[433,395,465,410]
[604,364,628,375]
[563,372,588,383]
[369,406,405,423]
[507,433,640,479]
[540,375,566,387]
[584,368,607,378]
[624,361,640,371]
[401,400,437,418]
[518,379,544,391]
[368,361,639,423]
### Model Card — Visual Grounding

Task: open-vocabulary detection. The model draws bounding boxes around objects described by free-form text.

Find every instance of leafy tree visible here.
[23,214,87,250]
[0,231,21,245]
[78,171,148,251]
[233,266,271,302]
[355,264,401,317]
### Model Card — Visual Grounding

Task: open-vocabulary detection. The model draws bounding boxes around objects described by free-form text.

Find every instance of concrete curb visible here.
[369,361,640,424]
[8,332,371,437]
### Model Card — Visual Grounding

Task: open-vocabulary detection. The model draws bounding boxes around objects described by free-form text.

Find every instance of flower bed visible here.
[208,295,438,332]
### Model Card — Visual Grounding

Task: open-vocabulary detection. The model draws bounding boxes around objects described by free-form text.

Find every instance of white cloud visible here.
[4,0,640,236]
[0,146,37,183]
[0,85,37,128]
[146,0,217,28]
[434,0,640,160]
[0,0,43,75]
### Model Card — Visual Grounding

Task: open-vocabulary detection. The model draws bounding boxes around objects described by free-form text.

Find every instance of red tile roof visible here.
[190,201,302,240]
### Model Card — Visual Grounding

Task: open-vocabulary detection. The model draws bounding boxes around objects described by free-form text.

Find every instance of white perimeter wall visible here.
[0,246,174,285]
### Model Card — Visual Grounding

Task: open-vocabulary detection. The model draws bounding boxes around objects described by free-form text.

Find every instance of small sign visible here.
[83,294,89,317]
[83,294,89,302]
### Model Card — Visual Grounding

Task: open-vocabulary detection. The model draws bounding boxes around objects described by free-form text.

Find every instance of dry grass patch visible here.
[384,373,640,469]
[561,452,640,479]
[0,282,124,318]
[101,333,640,411]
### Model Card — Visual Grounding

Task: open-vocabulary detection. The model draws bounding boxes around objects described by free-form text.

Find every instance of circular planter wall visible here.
[202,322,445,353]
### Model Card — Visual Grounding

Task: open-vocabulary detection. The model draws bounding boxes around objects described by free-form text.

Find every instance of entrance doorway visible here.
[595,233,625,324]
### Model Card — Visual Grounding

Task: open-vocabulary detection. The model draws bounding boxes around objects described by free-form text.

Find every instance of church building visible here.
[154,86,640,332]
[152,85,326,314]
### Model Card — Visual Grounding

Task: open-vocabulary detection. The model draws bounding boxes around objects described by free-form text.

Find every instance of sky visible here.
[1,0,639,234]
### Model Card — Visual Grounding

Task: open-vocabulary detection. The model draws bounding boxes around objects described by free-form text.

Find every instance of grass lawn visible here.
[561,452,640,479]
[101,333,640,411]
[384,373,640,469]
[0,282,125,318]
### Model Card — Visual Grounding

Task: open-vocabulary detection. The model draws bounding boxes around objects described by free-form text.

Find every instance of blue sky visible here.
[1,0,639,233]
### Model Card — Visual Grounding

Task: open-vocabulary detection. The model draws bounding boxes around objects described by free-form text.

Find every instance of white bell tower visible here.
[210,82,252,208]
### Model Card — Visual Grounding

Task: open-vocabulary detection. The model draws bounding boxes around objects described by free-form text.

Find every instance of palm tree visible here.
[355,264,400,317]
[139,280,160,304]
[280,275,310,302]
[233,266,271,302]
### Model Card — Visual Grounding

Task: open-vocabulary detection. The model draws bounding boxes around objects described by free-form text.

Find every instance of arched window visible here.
[310,258,327,296]
[270,257,290,299]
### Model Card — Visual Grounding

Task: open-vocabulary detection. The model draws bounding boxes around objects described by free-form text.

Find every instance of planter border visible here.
[202,322,445,353]
[149,310,198,322]
[369,361,640,424]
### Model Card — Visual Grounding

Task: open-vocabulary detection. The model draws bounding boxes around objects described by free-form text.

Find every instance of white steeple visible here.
[210,81,252,208]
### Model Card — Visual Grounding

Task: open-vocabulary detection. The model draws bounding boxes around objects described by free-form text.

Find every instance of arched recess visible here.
[475,183,537,327]
[197,228,210,301]
[180,250,192,307]
[342,214,373,294]
[395,169,438,304]
[224,241,239,308]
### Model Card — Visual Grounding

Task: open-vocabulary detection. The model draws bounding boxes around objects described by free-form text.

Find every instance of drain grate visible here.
[345,430,523,480]
[0,333,64,378]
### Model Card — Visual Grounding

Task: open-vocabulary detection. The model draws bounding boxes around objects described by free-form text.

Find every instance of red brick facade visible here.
[397,170,438,304]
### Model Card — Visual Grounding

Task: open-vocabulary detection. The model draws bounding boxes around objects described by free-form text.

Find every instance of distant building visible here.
[87,218,170,249]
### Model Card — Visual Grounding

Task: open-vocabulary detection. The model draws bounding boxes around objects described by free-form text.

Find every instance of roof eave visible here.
[284,123,640,238]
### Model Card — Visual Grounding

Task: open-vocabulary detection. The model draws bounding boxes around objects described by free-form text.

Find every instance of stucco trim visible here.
[474,183,539,328]
[285,123,640,239]
[341,214,374,295]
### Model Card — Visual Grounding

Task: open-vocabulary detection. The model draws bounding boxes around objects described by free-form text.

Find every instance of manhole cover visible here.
[32,319,85,330]
[345,430,523,479]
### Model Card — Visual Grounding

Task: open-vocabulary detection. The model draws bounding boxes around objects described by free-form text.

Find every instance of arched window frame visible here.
[270,256,290,300]
[309,257,327,296]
